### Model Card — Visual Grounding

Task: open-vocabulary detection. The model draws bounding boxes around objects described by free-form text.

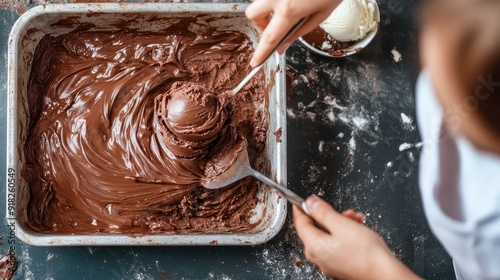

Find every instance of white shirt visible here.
[416,71,500,280]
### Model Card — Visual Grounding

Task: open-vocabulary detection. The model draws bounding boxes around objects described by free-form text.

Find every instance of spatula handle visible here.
[230,17,309,96]
[251,170,310,215]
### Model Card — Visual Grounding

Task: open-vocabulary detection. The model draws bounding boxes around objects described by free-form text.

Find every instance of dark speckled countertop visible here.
[0,0,455,279]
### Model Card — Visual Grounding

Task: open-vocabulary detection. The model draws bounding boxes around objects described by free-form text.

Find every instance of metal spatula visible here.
[220,17,308,98]
[203,140,310,214]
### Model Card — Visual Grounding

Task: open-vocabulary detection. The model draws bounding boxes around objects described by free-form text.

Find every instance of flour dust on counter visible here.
[254,219,328,280]
[204,272,235,280]
[46,253,55,261]
[286,42,420,189]
[400,112,415,131]
[399,142,422,152]
[87,247,97,255]
[0,0,28,14]
[283,40,432,276]
[18,248,34,280]
[391,47,402,62]
[287,59,385,127]
[108,250,157,280]
[285,60,384,180]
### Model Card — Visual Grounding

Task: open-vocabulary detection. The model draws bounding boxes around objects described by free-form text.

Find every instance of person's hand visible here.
[342,208,365,224]
[420,0,500,154]
[245,0,342,67]
[293,195,421,280]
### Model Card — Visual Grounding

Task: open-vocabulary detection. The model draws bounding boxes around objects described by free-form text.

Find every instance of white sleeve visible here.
[416,70,500,280]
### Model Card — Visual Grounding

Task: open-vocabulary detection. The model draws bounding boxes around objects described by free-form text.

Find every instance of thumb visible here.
[305,195,348,232]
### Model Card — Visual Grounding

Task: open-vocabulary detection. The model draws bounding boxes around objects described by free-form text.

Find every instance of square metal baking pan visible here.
[6,3,287,246]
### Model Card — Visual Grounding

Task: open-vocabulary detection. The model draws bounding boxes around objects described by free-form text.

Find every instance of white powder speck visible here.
[323,95,346,109]
[321,40,332,50]
[323,95,336,106]
[349,137,356,152]
[47,253,55,261]
[338,114,349,124]
[386,161,393,167]
[255,223,327,280]
[88,247,98,254]
[400,113,412,124]
[337,132,344,139]
[408,152,415,162]
[400,113,415,131]
[307,68,320,81]
[21,249,34,280]
[306,111,316,121]
[415,142,423,148]
[286,108,296,119]
[327,110,335,121]
[391,48,402,62]
[133,272,145,280]
[352,116,368,130]
[305,99,318,109]
[399,143,412,151]
[299,74,309,84]
[318,141,325,153]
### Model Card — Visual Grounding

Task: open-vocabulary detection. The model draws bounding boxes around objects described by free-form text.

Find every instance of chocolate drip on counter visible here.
[24,29,267,234]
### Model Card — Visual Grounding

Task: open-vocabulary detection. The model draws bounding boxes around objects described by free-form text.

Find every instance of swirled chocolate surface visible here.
[23,27,268,234]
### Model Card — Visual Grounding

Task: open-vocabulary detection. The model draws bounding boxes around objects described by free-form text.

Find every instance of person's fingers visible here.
[248,0,343,66]
[342,209,365,224]
[342,209,357,219]
[275,12,323,54]
[253,15,272,33]
[251,13,299,66]
[293,205,330,244]
[246,0,274,31]
[276,4,340,54]
[305,195,349,232]
[355,213,365,224]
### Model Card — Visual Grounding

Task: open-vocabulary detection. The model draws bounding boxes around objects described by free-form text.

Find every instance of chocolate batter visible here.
[0,252,17,280]
[24,27,268,234]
